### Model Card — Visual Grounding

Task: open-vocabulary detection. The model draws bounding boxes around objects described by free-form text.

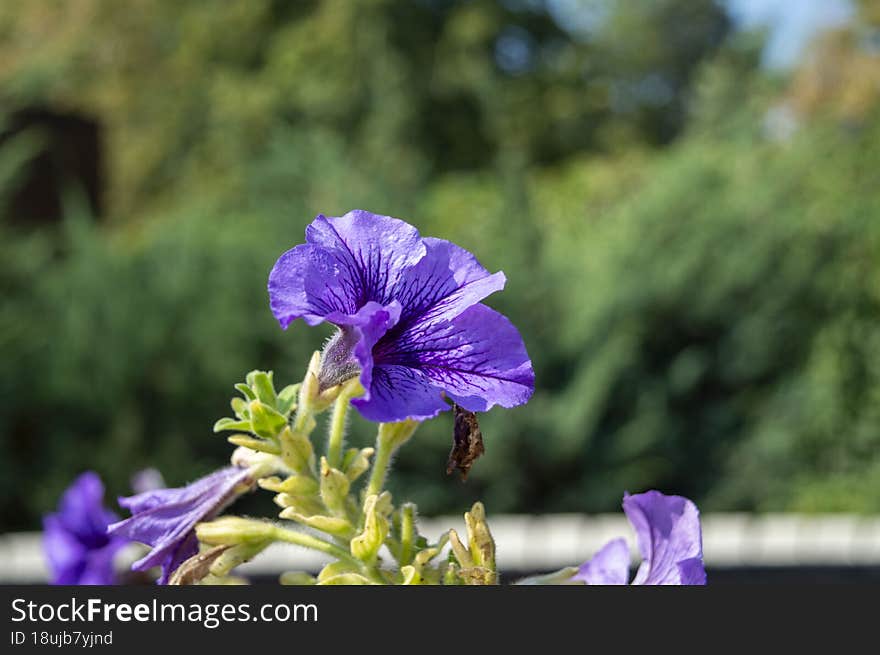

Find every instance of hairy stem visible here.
[326,388,354,469]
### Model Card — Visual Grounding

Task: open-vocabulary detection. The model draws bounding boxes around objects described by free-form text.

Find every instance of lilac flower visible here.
[573,490,707,585]
[108,466,254,584]
[43,472,127,585]
[268,210,534,422]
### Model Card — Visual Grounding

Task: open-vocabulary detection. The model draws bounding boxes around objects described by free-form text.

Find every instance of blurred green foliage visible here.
[2,0,880,530]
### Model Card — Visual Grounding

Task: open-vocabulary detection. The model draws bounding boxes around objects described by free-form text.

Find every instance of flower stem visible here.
[365,421,419,499]
[365,437,394,499]
[274,527,350,560]
[399,503,416,566]
[326,386,354,469]
[273,526,386,584]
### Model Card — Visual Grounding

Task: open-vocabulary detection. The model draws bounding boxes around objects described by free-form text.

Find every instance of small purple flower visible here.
[43,472,127,585]
[574,490,707,585]
[268,210,534,422]
[108,466,254,584]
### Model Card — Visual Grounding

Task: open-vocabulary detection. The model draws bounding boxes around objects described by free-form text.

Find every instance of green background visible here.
[2,0,880,530]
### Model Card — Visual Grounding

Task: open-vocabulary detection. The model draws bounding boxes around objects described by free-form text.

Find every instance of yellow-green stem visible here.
[366,438,395,499]
[326,389,353,469]
[399,504,416,566]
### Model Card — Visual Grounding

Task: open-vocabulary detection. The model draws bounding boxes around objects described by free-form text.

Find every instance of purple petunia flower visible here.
[107,466,254,584]
[573,490,707,585]
[43,472,127,585]
[268,210,535,422]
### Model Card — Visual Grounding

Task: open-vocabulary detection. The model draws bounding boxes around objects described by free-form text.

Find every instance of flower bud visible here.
[317,328,362,392]
[447,528,472,568]
[350,494,388,564]
[273,492,324,517]
[208,541,270,578]
[227,434,281,455]
[196,517,277,546]
[230,446,280,478]
[279,425,315,475]
[400,565,421,585]
[297,351,323,415]
[465,501,495,570]
[319,457,350,516]
[341,447,374,482]
[259,474,319,496]
[278,509,355,538]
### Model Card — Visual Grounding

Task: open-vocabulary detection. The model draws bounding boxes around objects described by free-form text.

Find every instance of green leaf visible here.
[213,417,252,433]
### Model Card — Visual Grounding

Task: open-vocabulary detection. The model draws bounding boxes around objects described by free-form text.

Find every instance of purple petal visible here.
[306,210,426,304]
[76,542,126,586]
[109,467,251,576]
[268,243,346,327]
[572,538,631,585]
[624,490,706,586]
[372,303,534,416]
[268,211,425,329]
[321,301,401,395]
[43,514,87,584]
[390,237,506,326]
[677,557,708,585]
[56,472,118,546]
[156,533,200,585]
[43,472,125,585]
[352,364,451,422]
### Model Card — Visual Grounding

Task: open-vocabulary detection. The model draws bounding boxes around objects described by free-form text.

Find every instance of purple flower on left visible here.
[108,466,254,584]
[43,472,127,585]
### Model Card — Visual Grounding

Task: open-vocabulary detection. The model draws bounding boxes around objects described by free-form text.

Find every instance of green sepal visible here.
[342,447,374,482]
[214,417,252,433]
[249,400,288,439]
[276,384,300,416]
[278,509,355,538]
[235,383,256,401]
[259,474,318,495]
[227,434,281,455]
[319,457,351,516]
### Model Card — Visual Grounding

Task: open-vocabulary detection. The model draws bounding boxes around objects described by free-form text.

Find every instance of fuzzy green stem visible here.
[365,421,419,498]
[366,446,393,500]
[274,527,350,560]
[326,387,354,469]
[399,503,416,567]
[273,527,386,584]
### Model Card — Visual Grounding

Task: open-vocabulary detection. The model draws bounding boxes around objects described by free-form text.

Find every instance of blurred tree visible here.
[0,0,729,217]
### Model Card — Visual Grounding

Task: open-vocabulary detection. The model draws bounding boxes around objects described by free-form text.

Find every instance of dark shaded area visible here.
[0,108,102,225]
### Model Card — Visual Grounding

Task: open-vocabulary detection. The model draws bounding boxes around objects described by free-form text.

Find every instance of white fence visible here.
[3,513,880,583]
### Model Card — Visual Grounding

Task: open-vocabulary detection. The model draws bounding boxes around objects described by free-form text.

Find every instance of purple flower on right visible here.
[573,490,707,585]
